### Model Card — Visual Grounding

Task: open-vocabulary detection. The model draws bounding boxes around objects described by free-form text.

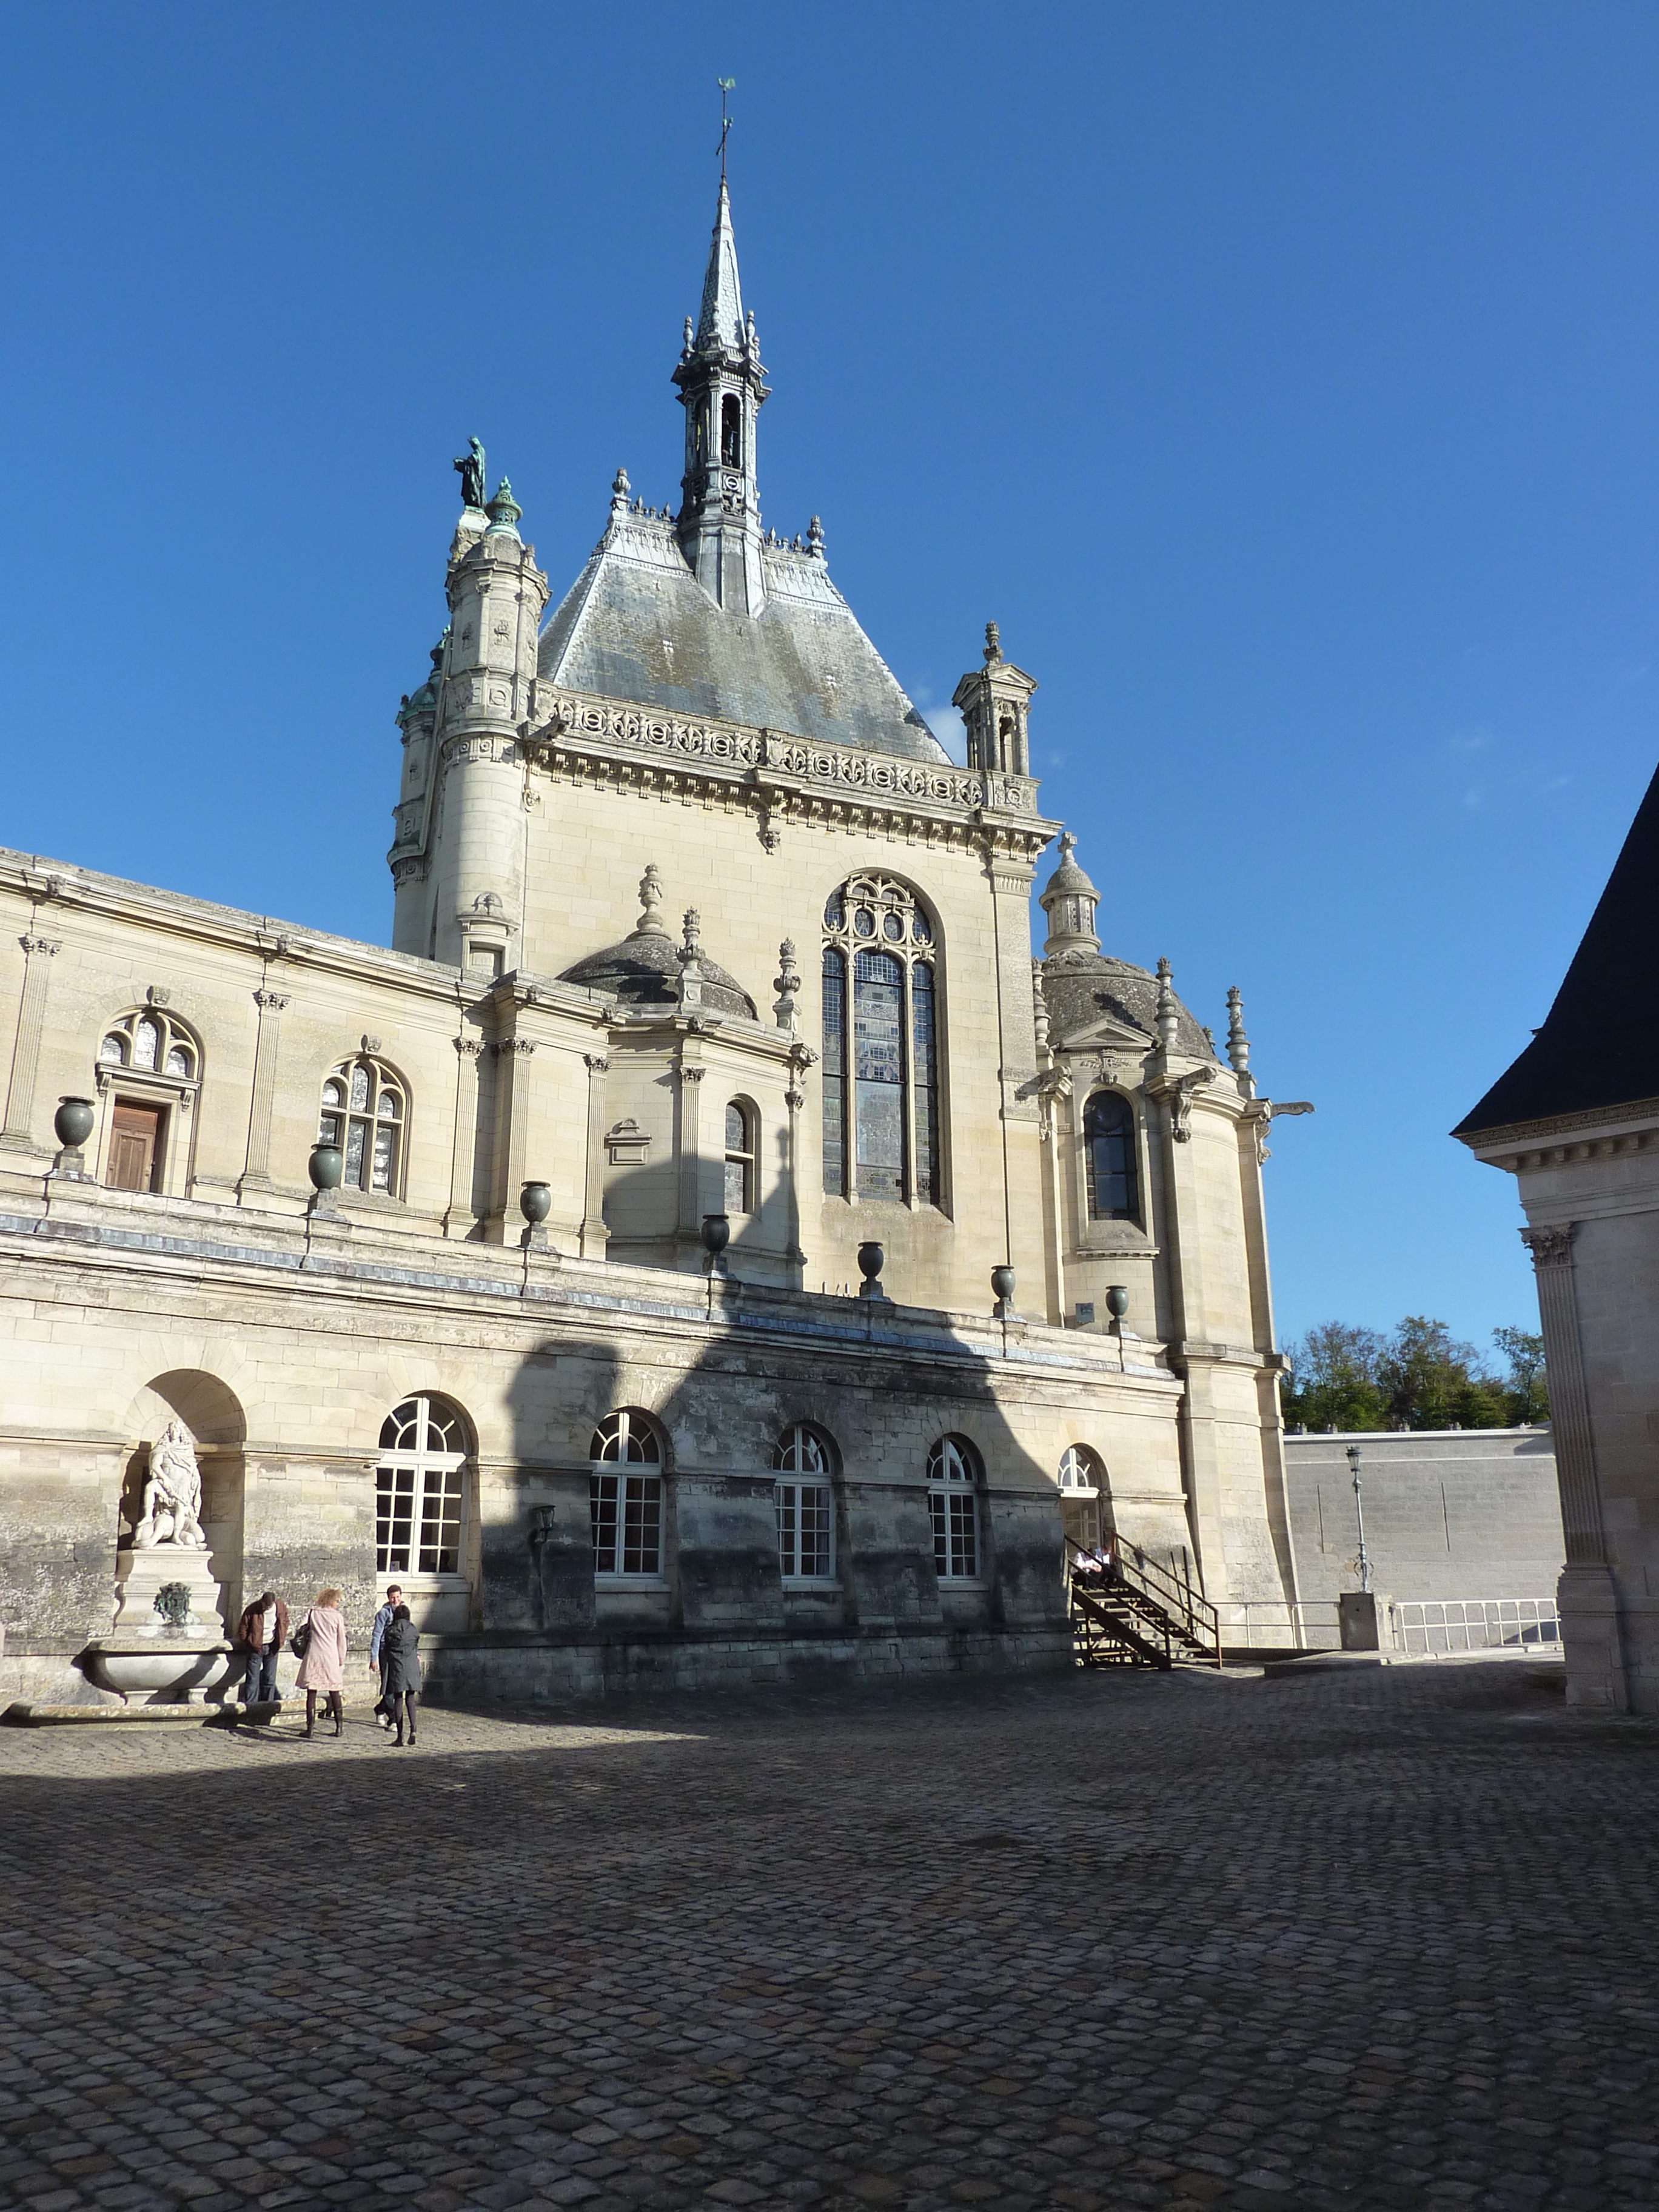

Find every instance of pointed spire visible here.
[694,176,745,351]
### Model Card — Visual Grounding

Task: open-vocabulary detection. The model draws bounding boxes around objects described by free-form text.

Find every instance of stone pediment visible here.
[1055,1013,1155,1057]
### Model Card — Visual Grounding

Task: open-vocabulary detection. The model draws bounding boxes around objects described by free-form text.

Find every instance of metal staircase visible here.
[1068,1543,1222,1671]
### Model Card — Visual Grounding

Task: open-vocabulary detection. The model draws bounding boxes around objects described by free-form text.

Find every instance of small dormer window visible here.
[720,394,743,468]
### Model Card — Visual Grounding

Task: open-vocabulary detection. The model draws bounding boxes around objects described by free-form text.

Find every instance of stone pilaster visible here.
[2,932,61,1150]
[1522,1222,1629,1712]
[581,1053,610,1261]
[444,1034,486,1238]
[238,987,290,1194]
[676,1057,707,1252]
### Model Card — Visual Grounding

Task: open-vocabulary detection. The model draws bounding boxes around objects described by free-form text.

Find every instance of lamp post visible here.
[1345,1443,1373,1595]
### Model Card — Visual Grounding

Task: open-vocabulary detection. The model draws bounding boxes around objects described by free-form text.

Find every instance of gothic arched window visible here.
[320,1057,407,1197]
[1083,1091,1139,1224]
[822,876,940,1204]
[720,393,743,468]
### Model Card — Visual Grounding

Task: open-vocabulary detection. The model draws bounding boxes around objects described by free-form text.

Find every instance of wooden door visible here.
[108,1101,164,1192]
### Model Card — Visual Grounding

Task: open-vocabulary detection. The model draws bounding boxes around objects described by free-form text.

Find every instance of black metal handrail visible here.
[1067,1541,1222,1668]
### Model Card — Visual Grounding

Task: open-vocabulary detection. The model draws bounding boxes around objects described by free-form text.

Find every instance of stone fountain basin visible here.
[82,1640,238,1704]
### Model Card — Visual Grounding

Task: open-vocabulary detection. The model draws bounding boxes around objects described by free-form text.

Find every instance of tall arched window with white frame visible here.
[376,1395,469,1581]
[590,1410,665,1578]
[774,1424,836,1581]
[928,1435,982,1580]
[821,876,940,1204]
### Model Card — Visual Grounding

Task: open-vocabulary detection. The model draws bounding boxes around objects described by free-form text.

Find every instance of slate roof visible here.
[1040,953,1216,1061]
[538,505,950,764]
[558,923,757,1021]
[1456,760,1659,1135]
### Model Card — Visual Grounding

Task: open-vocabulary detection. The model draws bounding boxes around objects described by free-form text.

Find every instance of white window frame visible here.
[1058,1445,1104,1498]
[928,1436,982,1580]
[774,1424,836,1582]
[375,1395,470,1592]
[590,1410,666,1581]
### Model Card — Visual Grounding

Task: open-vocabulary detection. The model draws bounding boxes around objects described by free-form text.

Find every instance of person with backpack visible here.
[235,1589,289,1708]
[293,1586,349,1738]
[380,1603,421,1747]
[367,1582,404,1728]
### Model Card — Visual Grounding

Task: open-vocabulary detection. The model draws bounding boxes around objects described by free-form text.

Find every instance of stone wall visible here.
[1283,1429,1564,1607]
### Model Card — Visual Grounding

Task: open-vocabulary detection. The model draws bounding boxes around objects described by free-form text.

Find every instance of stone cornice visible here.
[523,688,1060,858]
[0,850,475,1016]
[1456,1095,1659,1156]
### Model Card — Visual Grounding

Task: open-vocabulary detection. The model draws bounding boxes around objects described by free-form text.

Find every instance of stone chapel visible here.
[0,176,1307,1708]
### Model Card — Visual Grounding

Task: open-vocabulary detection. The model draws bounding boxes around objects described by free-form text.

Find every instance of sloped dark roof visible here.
[1456,760,1659,1135]
[538,505,948,763]
[559,927,757,1021]
[1040,953,1215,1061]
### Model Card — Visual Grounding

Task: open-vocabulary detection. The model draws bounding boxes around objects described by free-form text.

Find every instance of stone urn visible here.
[1105,1285,1130,1323]
[702,1212,731,1276]
[856,1241,888,1301]
[521,1180,552,1225]
[309,1141,344,1191]
[991,1264,1018,1319]
[55,1096,96,1150]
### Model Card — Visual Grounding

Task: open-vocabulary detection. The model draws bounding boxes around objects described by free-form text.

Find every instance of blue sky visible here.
[4,3,1656,1353]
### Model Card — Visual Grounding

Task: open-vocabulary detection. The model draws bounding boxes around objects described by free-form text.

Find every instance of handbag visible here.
[289,1616,312,1659]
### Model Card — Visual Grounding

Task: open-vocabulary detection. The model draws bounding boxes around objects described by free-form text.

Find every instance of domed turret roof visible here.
[559,930,756,1020]
[1039,831,1098,906]
[1039,953,1215,1062]
[557,863,758,1021]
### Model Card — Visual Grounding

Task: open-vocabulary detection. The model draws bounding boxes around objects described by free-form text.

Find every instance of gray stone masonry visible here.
[1285,1428,1564,1607]
[1,1660,1656,2211]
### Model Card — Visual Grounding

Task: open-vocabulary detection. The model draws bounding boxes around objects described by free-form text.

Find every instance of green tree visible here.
[1376,1315,1509,1430]
[1493,1326,1549,1424]
[1281,1321,1386,1431]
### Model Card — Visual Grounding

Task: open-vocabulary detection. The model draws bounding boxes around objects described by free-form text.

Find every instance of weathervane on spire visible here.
[717,77,736,180]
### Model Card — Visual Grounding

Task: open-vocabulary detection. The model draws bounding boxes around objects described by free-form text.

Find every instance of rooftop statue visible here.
[453,436,487,512]
[130,1419,206,1550]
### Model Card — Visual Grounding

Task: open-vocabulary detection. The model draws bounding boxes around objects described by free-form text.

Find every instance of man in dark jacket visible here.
[236,1591,289,1706]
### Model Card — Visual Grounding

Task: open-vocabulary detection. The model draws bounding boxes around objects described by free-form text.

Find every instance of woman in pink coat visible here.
[295,1586,349,1738]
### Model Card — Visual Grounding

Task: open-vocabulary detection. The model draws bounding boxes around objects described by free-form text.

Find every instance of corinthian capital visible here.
[1520,1223,1575,1269]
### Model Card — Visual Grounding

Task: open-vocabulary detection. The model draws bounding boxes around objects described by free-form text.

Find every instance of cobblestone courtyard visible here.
[2,1658,1656,2212]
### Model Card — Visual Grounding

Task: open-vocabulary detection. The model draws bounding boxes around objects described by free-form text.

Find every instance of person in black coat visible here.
[381,1604,421,1746]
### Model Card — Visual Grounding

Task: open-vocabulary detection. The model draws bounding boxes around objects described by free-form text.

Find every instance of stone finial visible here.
[1032,967,1051,1059]
[774,938,801,1030]
[984,620,1002,663]
[677,909,705,1012]
[632,862,667,938]
[1155,957,1179,1053]
[682,315,694,358]
[1226,985,1252,1079]
[807,515,825,559]
[611,466,631,515]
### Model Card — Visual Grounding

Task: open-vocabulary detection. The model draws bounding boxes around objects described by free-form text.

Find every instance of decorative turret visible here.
[673,175,769,614]
[1037,832,1101,957]
[953,621,1038,777]
[418,468,551,975]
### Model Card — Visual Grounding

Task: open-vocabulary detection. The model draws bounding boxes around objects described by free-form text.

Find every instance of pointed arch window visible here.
[720,393,743,468]
[822,876,940,1205]
[1083,1091,1140,1224]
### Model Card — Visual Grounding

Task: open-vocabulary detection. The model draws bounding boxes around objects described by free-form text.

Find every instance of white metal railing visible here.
[1394,1598,1559,1654]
